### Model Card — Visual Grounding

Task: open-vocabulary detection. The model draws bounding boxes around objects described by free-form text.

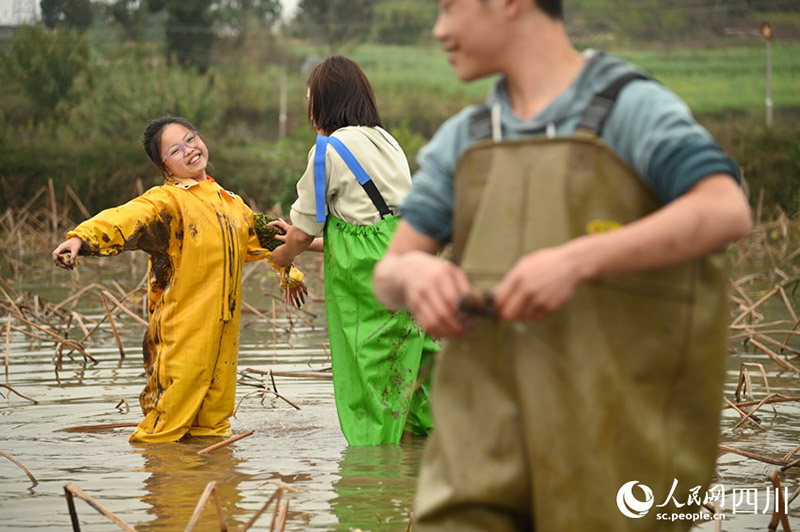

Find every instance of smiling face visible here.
[160,123,208,180]
[433,0,508,82]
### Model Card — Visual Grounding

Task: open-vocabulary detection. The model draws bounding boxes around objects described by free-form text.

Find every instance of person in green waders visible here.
[373,0,753,530]
[268,56,436,446]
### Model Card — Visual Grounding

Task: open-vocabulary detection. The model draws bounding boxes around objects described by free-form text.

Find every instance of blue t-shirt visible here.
[400,51,741,243]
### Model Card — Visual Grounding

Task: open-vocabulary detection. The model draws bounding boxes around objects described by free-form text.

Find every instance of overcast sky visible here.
[0,0,300,25]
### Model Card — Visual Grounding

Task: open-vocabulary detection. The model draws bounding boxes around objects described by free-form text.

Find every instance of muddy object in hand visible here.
[57,252,79,271]
[253,213,286,251]
[458,291,496,318]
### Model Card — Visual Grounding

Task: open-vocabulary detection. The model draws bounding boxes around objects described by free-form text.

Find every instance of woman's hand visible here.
[52,237,83,270]
[267,219,291,243]
[286,280,309,308]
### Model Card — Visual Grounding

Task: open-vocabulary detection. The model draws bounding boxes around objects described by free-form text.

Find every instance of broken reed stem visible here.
[723,396,766,431]
[185,481,224,532]
[6,307,96,364]
[213,485,228,532]
[723,395,800,409]
[233,389,300,417]
[733,393,777,430]
[767,470,792,532]
[0,450,38,485]
[100,295,125,361]
[747,338,800,374]
[63,482,136,532]
[59,422,139,432]
[241,367,333,379]
[731,284,784,328]
[5,314,10,386]
[274,499,289,532]
[242,300,291,334]
[270,489,284,532]
[0,383,40,404]
[240,488,282,532]
[783,443,800,462]
[101,290,148,328]
[718,444,787,466]
[197,430,255,455]
[741,331,800,356]
[256,480,301,493]
[785,317,800,348]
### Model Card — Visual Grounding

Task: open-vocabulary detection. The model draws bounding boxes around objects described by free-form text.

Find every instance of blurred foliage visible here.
[5,26,90,117]
[292,0,375,50]
[370,0,437,46]
[1,2,799,217]
[40,0,94,32]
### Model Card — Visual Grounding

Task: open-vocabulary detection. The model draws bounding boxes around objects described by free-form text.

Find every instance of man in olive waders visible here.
[373,0,753,530]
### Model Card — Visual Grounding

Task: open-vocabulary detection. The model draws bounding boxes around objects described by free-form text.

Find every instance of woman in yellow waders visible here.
[52,116,305,443]
[269,56,436,446]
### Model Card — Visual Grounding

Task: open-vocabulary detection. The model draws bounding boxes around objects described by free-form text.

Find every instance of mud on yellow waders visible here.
[69,179,303,443]
[315,135,435,446]
[414,74,730,530]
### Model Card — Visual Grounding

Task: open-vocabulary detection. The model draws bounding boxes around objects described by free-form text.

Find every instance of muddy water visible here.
[1,261,799,531]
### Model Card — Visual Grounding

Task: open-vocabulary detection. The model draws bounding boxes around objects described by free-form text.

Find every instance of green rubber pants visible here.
[324,214,436,446]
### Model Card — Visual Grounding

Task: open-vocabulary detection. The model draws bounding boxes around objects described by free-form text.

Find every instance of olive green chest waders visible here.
[414,75,730,531]
[315,135,435,447]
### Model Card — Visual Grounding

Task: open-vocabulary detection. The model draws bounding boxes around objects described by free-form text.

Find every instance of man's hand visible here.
[493,245,584,321]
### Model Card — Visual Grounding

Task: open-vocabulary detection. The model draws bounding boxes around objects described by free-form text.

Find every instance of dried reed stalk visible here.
[239,488,282,532]
[63,482,136,532]
[5,307,96,364]
[59,422,139,432]
[723,395,800,410]
[101,294,125,360]
[269,489,284,532]
[4,314,10,386]
[767,470,792,531]
[718,444,786,466]
[101,290,148,327]
[0,450,38,485]
[274,499,289,532]
[723,397,766,431]
[747,338,800,374]
[256,480,301,493]
[0,383,39,404]
[184,481,227,532]
[197,430,255,455]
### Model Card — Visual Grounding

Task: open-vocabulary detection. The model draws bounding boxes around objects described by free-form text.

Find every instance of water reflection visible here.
[133,439,252,531]
[331,440,426,531]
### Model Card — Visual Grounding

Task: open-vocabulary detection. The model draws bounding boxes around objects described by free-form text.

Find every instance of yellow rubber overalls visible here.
[414,75,730,531]
[68,178,303,443]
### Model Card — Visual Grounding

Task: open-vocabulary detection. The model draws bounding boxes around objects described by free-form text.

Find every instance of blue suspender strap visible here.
[314,134,328,223]
[328,136,392,219]
[328,136,371,186]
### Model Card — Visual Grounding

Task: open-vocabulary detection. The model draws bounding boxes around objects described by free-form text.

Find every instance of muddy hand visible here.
[286,281,308,308]
[267,219,291,243]
[52,237,83,270]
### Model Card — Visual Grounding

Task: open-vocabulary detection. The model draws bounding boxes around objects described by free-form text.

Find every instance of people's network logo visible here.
[616,480,655,519]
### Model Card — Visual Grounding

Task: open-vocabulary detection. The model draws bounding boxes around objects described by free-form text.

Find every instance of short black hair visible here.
[307,56,383,136]
[537,0,563,20]
[141,116,200,177]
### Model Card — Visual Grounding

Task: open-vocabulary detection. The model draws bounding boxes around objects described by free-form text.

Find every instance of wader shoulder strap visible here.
[468,71,649,143]
[314,134,329,222]
[313,134,393,222]
[576,71,648,136]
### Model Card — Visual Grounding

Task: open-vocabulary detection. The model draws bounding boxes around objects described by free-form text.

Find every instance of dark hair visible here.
[307,56,383,136]
[141,116,201,177]
[537,0,563,20]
